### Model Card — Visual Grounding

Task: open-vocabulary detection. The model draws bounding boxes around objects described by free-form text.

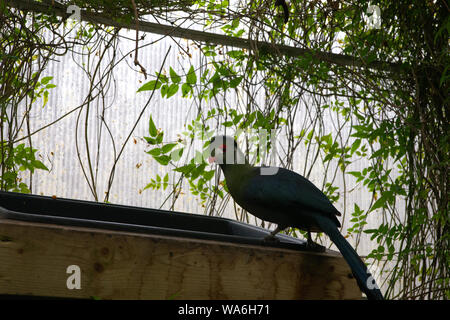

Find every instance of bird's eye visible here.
[220,144,227,151]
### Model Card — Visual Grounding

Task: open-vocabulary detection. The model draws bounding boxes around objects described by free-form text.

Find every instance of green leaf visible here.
[163,173,169,190]
[155,72,168,83]
[323,153,333,162]
[18,182,31,193]
[190,163,206,180]
[232,114,243,125]
[174,163,195,174]
[235,29,244,37]
[31,160,48,171]
[353,203,363,215]
[230,76,243,88]
[231,17,239,29]
[155,131,164,144]
[323,133,332,145]
[160,84,168,97]
[161,143,177,154]
[186,65,197,85]
[144,136,157,145]
[41,76,53,85]
[370,195,388,212]
[149,116,157,137]
[143,182,154,190]
[154,155,171,166]
[202,170,215,180]
[146,148,161,156]
[348,171,362,179]
[43,91,49,107]
[166,83,179,99]
[351,125,371,138]
[181,83,192,97]
[351,139,361,154]
[226,50,243,59]
[170,148,184,161]
[137,80,161,92]
[169,67,181,84]
[307,129,314,140]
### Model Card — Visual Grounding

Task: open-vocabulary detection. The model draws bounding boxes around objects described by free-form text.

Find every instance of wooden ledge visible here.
[0,219,361,299]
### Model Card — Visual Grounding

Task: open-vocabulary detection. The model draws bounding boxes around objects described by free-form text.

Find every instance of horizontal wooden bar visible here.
[7,0,403,72]
[0,219,361,299]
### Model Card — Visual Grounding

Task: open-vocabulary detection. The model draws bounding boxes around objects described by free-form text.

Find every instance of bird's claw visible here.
[306,240,326,253]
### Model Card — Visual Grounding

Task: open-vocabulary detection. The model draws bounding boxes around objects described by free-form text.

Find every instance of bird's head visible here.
[208,135,246,166]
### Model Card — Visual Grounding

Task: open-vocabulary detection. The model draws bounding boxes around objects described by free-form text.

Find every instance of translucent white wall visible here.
[21,25,390,276]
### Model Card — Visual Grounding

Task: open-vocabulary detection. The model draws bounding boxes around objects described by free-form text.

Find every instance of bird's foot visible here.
[263,234,280,243]
[306,240,326,253]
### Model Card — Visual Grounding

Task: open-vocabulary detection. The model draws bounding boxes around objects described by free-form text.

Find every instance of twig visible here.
[130,0,147,79]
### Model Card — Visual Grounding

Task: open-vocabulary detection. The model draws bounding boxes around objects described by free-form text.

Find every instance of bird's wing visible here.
[241,167,341,219]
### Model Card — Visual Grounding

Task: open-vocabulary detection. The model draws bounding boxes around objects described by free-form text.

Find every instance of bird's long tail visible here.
[316,217,384,300]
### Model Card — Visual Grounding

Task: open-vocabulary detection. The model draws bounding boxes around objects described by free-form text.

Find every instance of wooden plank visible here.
[0,219,361,299]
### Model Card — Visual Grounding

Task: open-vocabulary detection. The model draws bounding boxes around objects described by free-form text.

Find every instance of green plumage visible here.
[222,164,341,231]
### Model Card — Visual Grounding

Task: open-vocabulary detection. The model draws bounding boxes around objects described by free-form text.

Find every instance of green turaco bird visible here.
[209,135,384,300]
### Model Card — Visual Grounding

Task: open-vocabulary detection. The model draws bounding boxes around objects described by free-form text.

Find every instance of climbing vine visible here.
[1,0,448,299]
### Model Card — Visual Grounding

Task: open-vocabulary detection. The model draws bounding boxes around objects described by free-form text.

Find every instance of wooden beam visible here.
[0,219,362,299]
[7,0,403,73]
